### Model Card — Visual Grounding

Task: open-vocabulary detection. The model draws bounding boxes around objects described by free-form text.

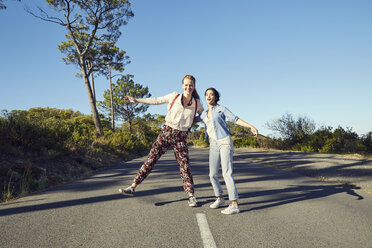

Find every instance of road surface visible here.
[1,147,371,248]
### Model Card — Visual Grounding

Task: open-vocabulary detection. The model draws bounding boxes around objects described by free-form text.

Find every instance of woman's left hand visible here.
[252,128,258,137]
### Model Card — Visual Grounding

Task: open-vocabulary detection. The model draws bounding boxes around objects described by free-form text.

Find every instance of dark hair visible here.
[205,87,220,104]
[182,75,200,100]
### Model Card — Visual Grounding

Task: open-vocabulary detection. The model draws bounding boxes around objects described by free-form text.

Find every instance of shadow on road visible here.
[239,184,363,212]
[0,179,364,217]
[0,148,366,217]
[0,193,123,217]
[234,150,372,179]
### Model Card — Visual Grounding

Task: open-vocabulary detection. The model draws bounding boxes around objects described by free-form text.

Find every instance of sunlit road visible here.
[1,147,371,248]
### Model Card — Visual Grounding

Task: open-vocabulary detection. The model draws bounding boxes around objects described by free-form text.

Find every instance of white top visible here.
[205,111,230,143]
[204,113,217,140]
[140,91,204,131]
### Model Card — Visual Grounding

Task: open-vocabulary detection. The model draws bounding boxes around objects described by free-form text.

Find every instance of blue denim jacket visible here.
[197,105,239,140]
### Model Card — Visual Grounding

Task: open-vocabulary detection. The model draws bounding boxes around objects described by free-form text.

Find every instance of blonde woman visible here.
[119,75,204,207]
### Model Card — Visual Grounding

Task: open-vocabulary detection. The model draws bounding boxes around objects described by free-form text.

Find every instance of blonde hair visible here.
[182,75,200,100]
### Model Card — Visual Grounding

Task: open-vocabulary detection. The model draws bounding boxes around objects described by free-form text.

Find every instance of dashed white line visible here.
[196,213,217,248]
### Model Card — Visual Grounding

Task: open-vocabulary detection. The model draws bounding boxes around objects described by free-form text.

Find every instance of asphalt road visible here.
[233,148,372,193]
[1,147,371,248]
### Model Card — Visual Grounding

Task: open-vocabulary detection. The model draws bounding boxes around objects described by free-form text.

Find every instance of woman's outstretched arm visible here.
[236,118,259,137]
[124,92,177,105]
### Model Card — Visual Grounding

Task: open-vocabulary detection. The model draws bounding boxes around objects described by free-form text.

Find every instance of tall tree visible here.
[98,41,129,129]
[58,38,129,104]
[27,0,133,136]
[98,74,151,133]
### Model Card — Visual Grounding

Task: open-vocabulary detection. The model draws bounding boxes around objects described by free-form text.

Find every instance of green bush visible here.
[233,137,258,148]
[361,132,372,153]
[315,127,363,154]
[291,143,316,152]
[190,133,209,147]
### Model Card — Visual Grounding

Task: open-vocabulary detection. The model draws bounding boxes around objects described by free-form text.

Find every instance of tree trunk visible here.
[129,118,133,134]
[86,60,96,103]
[109,65,115,130]
[83,73,104,136]
[80,57,104,136]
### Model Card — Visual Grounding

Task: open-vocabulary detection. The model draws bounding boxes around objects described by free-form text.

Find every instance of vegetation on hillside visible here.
[0,108,159,202]
[1,108,371,203]
[265,113,372,154]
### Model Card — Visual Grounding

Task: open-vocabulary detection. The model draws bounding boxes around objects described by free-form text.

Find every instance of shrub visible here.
[233,137,258,148]
[265,113,316,145]
[191,133,209,147]
[361,132,372,154]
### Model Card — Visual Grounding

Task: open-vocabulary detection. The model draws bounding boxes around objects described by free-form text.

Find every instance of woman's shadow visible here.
[238,183,363,212]
[153,182,364,211]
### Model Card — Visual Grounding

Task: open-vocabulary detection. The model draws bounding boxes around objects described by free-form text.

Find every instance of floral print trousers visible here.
[133,125,194,195]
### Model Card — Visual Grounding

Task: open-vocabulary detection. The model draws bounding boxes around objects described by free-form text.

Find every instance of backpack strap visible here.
[169,94,180,111]
[193,99,198,122]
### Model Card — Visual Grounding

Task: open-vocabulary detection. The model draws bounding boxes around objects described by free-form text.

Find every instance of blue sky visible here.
[1,0,371,137]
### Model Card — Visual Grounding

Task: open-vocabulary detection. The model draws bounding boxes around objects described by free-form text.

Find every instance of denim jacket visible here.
[198,105,239,140]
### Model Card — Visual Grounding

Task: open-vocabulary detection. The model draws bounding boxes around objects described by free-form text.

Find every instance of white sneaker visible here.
[188,196,198,207]
[221,204,240,214]
[118,186,135,195]
[209,198,226,209]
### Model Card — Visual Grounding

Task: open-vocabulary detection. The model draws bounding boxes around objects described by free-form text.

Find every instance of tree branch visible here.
[24,5,65,26]
[64,1,84,57]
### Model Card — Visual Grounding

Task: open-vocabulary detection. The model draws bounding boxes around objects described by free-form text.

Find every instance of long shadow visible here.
[1,148,365,216]
[0,194,124,217]
[0,181,213,216]
[309,160,372,177]
[234,150,372,180]
[153,182,364,210]
[154,195,216,207]
[234,151,372,175]
[240,184,363,212]
[153,178,364,210]
[0,178,364,217]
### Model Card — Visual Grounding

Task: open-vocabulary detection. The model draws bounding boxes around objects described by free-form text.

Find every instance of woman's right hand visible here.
[124,96,137,103]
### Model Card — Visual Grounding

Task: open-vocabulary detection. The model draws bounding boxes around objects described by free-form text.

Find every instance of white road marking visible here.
[196,213,217,248]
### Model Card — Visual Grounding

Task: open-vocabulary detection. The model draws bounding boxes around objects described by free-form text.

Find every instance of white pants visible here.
[209,136,238,201]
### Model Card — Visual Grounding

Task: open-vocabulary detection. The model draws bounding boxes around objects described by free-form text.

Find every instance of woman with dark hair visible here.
[119,75,204,207]
[200,87,258,214]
